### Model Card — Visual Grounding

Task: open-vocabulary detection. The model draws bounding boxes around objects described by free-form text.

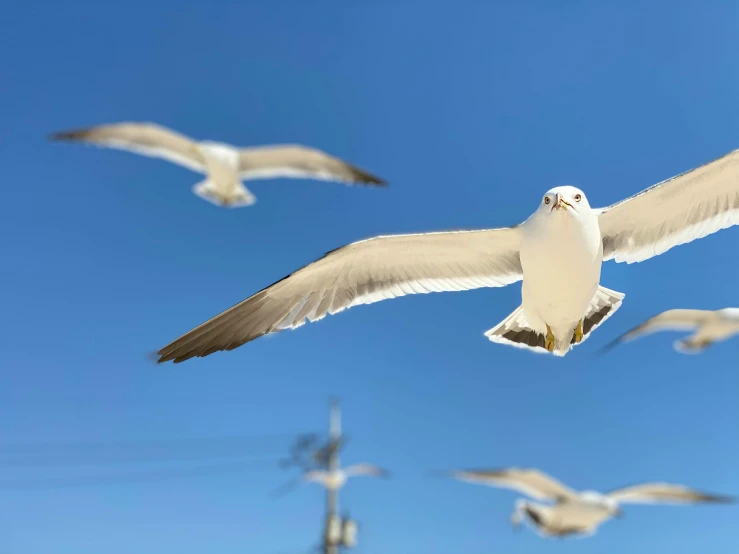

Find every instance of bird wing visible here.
[50,122,207,173]
[156,227,523,363]
[597,149,739,264]
[449,468,578,502]
[613,309,716,343]
[238,145,386,186]
[344,463,388,478]
[607,482,735,505]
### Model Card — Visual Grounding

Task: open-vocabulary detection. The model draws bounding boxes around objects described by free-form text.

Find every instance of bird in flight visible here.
[155,149,739,362]
[603,308,739,354]
[446,467,733,538]
[50,122,386,208]
[272,463,388,498]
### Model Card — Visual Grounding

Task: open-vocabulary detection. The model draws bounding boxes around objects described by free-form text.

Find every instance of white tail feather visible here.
[192,180,256,208]
[485,286,625,357]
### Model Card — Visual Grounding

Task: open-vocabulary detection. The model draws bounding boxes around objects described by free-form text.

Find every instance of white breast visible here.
[199,141,239,169]
[519,208,603,337]
[538,501,612,535]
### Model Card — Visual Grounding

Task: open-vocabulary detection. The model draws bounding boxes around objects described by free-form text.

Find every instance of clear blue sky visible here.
[1,2,738,553]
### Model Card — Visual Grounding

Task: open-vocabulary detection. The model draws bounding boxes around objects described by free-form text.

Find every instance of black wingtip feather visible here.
[347,164,387,186]
[48,128,91,142]
[702,493,737,504]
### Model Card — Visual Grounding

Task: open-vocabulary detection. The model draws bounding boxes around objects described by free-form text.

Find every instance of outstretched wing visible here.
[599,309,716,355]
[50,122,206,172]
[156,228,523,363]
[238,145,386,186]
[344,463,389,479]
[448,467,578,502]
[607,482,734,505]
[598,149,739,264]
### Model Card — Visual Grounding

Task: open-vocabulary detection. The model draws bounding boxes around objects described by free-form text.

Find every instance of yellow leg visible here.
[573,319,584,344]
[545,324,555,352]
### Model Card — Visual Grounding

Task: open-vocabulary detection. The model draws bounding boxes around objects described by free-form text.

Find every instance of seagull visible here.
[155,149,739,362]
[271,463,388,498]
[603,308,739,354]
[446,467,734,538]
[50,122,386,207]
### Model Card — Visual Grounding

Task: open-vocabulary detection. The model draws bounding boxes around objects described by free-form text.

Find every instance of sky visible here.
[1,1,738,553]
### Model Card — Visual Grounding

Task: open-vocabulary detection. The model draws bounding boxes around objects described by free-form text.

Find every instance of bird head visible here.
[540,186,589,215]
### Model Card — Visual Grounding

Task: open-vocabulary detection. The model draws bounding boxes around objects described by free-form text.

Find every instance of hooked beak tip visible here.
[552,194,571,211]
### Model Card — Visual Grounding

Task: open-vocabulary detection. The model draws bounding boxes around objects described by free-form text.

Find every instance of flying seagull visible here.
[271,463,388,498]
[446,467,733,538]
[156,149,739,362]
[603,308,739,354]
[50,122,386,207]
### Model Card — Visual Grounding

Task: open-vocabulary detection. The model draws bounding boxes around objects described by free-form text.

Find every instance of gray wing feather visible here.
[156,228,522,363]
[607,482,735,505]
[599,150,739,263]
[50,122,206,172]
[449,467,577,502]
[238,145,386,186]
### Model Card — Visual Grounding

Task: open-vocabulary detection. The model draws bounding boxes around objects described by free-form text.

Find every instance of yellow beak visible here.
[554,194,571,210]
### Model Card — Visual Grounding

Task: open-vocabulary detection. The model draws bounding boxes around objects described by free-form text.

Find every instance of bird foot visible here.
[545,324,555,352]
[573,319,584,343]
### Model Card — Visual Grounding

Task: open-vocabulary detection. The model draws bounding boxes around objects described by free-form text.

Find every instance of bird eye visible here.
[574,194,582,202]
[544,196,551,205]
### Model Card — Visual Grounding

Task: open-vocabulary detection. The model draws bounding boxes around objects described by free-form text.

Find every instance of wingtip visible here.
[347,165,387,187]
[147,350,171,365]
[704,493,737,504]
[592,337,624,359]
[48,128,89,142]
[357,174,387,187]
[594,328,641,359]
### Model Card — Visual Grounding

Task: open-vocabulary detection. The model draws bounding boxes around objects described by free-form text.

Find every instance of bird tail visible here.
[578,285,625,345]
[485,286,625,357]
[484,305,551,354]
[192,179,256,208]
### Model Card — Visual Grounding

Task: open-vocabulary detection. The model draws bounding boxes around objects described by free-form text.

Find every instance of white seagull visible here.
[155,149,739,363]
[447,467,734,538]
[50,122,386,207]
[272,463,388,498]
[604,308,739,354]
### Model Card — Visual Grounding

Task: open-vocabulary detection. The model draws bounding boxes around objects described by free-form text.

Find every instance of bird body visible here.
[304,469,350,491]
[518,186,606,354]
[605,307,739,354]
[271,463,388,497]
[155,149,739,363]
[194,142,255,207]
[303,463,388,491]
[51,122,386,208]
[449,467,733,539]
[513,498,612,537]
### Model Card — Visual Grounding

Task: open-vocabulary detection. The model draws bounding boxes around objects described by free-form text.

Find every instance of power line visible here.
[0,434,299,467]
[0,459,279,491]
[0,433,297,456]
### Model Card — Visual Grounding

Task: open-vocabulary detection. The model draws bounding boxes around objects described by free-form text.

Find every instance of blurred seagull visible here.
[603,308,739,354]
[50,122,386,208]
[155,149,739,362]
[272,463,388,498]
[446,467,733,539]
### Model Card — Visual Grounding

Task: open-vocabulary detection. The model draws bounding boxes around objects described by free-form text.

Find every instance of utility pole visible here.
[324,398,341,554]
